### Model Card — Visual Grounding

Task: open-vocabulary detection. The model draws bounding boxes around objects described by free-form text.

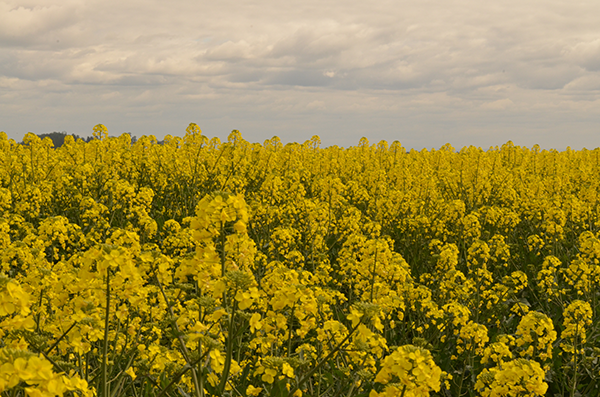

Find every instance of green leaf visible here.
[269,379,289,397]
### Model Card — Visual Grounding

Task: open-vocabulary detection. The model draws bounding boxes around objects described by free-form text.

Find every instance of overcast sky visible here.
[2,0,600,149]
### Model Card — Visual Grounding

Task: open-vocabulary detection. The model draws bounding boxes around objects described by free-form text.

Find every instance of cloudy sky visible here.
[1,0,600,149]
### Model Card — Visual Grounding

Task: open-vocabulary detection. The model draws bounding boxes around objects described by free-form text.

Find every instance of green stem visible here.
[217,300,237,395]
[370,248,378,302]
[45,322,77,356]
[288,317,364,397]
[400,384,407,397]
[156,275,203,397]
[155,352,210,397]
[220,223,226,277]
[102,267,110,397]
[572,328,579,397]
[287,305,295,358]
[199,341,205,397]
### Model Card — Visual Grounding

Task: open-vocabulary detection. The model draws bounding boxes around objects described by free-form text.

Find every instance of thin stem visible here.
[288,317,364,397]
[571,327,579,397]
[155,352,210,397]
[287,305,295,358]
[217,300,237,395]
[220,223,226,277]
[400,384,407,397]
[102,267,111,397]
[199,342,205,397]
[370,248,378,302]
[155,275,202,397]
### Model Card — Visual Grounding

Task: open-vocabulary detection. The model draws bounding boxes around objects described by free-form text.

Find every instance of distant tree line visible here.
[34,132,93,147]
[32,131,138,147]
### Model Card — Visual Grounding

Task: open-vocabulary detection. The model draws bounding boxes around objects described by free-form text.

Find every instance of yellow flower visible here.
[347,307,363,327]
[475,359,547,397]
[374,345,442,395]
[249,313,262,333]
[560,300,593,353]
[247,385,263,396]
[261,368,277,384]
[125,367,136,380]
[282,362,294,378]
[515,311,556,361]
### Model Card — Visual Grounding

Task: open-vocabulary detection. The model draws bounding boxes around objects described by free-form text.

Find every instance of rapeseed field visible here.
[1,123,600,396]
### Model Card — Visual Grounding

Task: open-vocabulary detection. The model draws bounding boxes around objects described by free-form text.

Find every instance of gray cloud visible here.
[568,39,600,72]
[1,0,600,149]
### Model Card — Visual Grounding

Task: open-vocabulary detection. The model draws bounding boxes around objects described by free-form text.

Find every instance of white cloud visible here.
[481,98,514,110]
[0,1,83,47]
[567,39,600,71]
[564,74,600,91]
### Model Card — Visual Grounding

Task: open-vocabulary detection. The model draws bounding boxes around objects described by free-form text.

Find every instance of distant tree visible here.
[36,131,81,148]
[123,133,138,143]
[36,131,66,147]
[35,131,90,147]
[30,131,138,146]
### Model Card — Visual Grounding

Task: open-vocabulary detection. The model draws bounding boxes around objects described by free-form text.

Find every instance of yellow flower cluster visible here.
[475,358,548,397]
[560,300,593,354]
[515,311,556,362]
[370,345,442,397]
[2,127,600,395]
[0,349,90,397]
